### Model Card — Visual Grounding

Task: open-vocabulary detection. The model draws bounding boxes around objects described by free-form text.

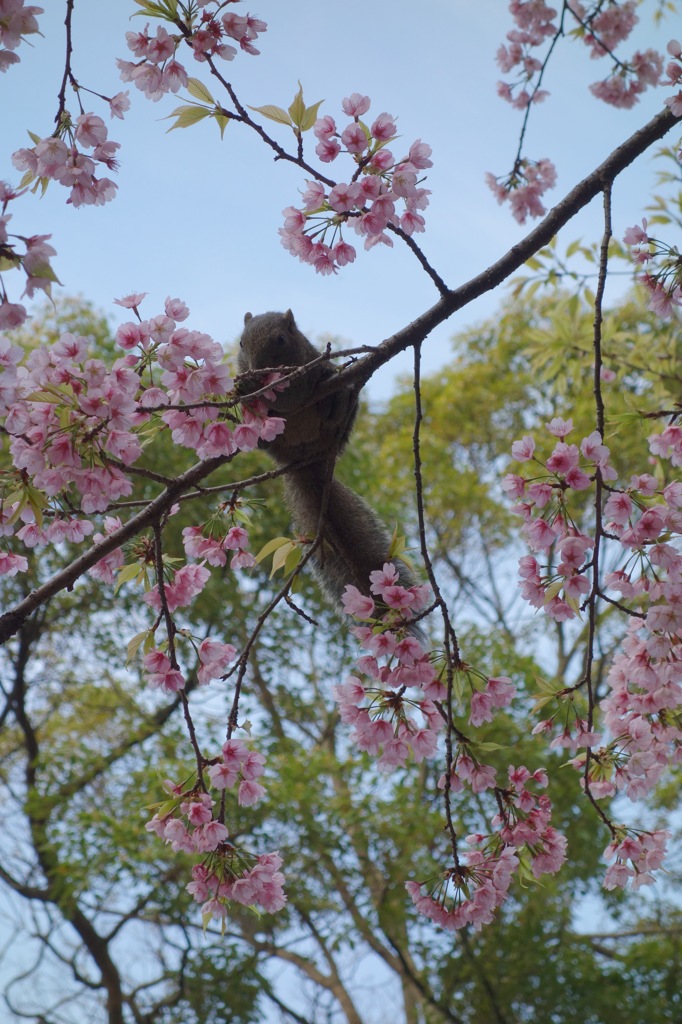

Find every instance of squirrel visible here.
[238,310,419,617]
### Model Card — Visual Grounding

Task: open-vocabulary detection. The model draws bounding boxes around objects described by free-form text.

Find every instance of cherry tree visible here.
[1,0,682,960]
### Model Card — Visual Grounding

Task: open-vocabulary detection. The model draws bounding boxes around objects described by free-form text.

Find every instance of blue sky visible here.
[3,0,679,398]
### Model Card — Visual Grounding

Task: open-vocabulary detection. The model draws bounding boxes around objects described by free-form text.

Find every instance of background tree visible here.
[2,286,681,1023]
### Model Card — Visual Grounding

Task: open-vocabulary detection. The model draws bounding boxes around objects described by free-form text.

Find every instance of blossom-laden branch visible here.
[489,1,673,223]
[1,0,682,935]
[505,181,679,891]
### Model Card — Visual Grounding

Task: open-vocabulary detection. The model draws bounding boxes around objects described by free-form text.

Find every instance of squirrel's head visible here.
[240,309,301,369]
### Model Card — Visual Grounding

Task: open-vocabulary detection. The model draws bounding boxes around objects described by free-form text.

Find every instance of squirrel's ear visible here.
[243,312,253,325]
[284,309,295,329]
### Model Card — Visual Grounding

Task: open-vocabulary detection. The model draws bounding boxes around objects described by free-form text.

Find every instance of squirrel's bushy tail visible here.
[284,463,416,604]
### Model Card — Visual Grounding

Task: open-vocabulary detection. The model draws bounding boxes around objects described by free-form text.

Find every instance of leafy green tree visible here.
[2,291,681,1024]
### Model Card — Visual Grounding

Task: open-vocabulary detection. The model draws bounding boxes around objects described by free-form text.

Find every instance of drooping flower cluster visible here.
[0,0,42,73]
[407,764,566,930]
[189,849,286,919]
[140,620,237,693]
[603,829,670,891]
[570,0,638,56]
[588,46,663,109]
[334,562,443,768]
[0,294,281,580]
[280,94,432,274]
[485,157,557,225]
[337,562,566,930]
[569,0,663,107]
[623,218,682,317]
[491,2,668,223]
[145,747,284,919]
[13,110,122,208]
[506,418,615,621]
[663,38,682,115]
[497,0,663,112]
[508,415,682,892]
[495,0,557,110]
[0,180,62,330]
[117,4,266,102]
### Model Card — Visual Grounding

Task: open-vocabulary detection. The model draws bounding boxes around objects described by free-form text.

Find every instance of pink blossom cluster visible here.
[506,418,616,621]
[0,294,280,579]
[588,462,682,810]
[468,674,516,727]
[143,648,187,694]
[146,751,284,919]
[142,632,236,695]
[117,5,266,102]
[492,3,667,225]
[280,94,432,274]
[188,849,286,918]
[568,0,638,57]
[407,765,566,930]
[334,563,441,769]
[406,849,519,931]
[183,522,256,571]
[603,829,670,891]
[145,744,267,855]
[88,515,125,584]
[623,218,682,318]
[567,1,662,109]
[495,0,557,110]
[12,112,121,208]
[0,181,59,330]
[114,294,285,461]
[663,39,682,115]
[496,1,656,113]
[146,785,229,854]
[588,48,662,109]
[485,157,557,225]
[508,415,682,890]
[0,0,42,73]
[207,737,266,806]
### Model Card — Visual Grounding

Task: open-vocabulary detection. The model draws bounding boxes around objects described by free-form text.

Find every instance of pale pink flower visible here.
[342,93,371,117]
[511,435,535,461]
[238,779,266,805]
[75,113,107,148]
[340,122,368,154]
[371,112,397,140]
[114,291,147,310]
[109,91,130,119]
[546,416,573,438]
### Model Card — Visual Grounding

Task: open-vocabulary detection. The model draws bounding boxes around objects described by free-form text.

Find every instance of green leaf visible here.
[127,630,152,663]
[300,99,324,132]
[288,82,306,127]
[255,536,293,564]
[543,579,564,603]
[271,541,296,576]
[18,169,36,190]
[0,254,21,273]
[114,562,145,594]
[165,105,211,132]
[25,485,48,527]
[248,103,293,127]
[283,545,303,576]
[213,111,230,139]
[27,260,61,285]
[132,0,178,18]
[186,77,215,104]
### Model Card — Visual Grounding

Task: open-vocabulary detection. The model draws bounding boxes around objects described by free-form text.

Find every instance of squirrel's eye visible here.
[239,340,243,348]
[275,333,286,346]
